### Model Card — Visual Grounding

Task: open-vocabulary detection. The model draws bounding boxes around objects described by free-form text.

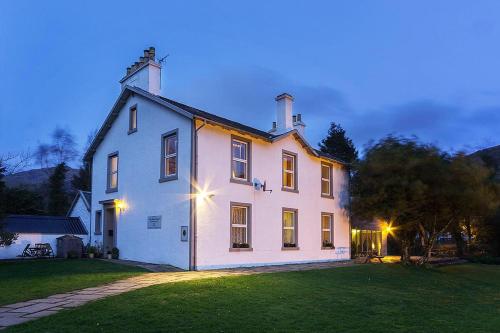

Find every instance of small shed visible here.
[0,215,88,260]
[56,235,84,258]
[67,191,91,244]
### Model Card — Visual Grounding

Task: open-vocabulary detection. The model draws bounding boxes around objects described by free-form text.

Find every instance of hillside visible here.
[470,145,500,180]
[4,167,79,191]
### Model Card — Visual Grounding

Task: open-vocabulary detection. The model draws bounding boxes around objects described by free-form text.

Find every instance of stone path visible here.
[0,260,353,329]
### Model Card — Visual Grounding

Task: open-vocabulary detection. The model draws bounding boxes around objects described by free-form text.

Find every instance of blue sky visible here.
[1,0,499,164]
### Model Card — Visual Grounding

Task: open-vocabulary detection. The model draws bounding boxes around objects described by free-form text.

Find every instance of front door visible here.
[103,206,117,252]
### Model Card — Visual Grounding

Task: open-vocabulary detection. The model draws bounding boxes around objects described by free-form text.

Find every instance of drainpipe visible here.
[190,119,206,270]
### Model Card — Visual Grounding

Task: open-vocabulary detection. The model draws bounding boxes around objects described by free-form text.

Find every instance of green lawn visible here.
[0,259,147,306]
[6,264,500,333]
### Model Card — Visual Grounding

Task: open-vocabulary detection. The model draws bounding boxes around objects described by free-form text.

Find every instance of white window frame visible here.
[321,213,334,248]
[282,208,298,248]
[231,138,249,181]
[106,152,118,193]
[282,153,296,190]
[160,129,178,182]
[321,163,332,197]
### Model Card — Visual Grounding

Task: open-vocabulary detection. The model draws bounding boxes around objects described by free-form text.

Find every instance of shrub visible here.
[283,243,296,248]
[111,247,119,259]
[232,243,249,248]
[88,246,97,254]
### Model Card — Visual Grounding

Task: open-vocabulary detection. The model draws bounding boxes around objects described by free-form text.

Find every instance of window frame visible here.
[229,202,253,251]
[230,135,252,186]
[159,129,179,183]
[281,150,298,193]
[321,162,334,199]
[106,152,119,193]
[128,104,138,134]
[282,207,299,250]
[321,212,334,249]
[94,210,102,235]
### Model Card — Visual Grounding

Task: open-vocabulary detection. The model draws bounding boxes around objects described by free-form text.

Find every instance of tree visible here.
[319,123,358,164]
[71,162,91,191]
[0,161,18,247]
[352,136,500,265]
[35,127,78,169]
[48,163,69,215]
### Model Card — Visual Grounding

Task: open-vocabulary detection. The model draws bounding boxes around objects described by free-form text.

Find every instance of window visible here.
[282,208,298,249]
[107,152,118,192]
[231,137,251,184]
[230,203,251,250]
[321,163,333,197]
[282,151,298,192]
[160,130,178,182]
[321,213,334,248]
[94,210,102,235]
[128,105,137,133]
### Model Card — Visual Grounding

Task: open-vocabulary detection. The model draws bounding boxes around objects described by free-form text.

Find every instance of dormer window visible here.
[128,105,137,134]
[230,136,252,185]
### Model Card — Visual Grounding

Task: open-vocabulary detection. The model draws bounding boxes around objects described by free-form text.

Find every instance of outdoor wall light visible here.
[197,190,215,200]
[114,199,127,212]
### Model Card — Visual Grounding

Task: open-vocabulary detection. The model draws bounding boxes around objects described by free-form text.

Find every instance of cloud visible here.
[172,66,499,153]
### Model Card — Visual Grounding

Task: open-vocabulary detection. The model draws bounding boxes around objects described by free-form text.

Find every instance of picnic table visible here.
[358,250,385,263]
[19,243,55,258]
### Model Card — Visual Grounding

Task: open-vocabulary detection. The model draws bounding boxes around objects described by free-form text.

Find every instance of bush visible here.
[232,243,249,248]
[67,250,79,259]
[88,246,97,254]
[111,247,119,259]
[467,255,500,265]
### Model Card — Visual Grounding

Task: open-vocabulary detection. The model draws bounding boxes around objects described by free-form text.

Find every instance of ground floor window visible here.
[230,203,251,248]
[321,213,333,248]
[282,209,298,248]
[351,229,382,256]
[94,210,102,235]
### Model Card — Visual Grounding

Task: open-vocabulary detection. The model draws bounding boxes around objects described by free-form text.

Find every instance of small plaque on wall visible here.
[147,216,162,229]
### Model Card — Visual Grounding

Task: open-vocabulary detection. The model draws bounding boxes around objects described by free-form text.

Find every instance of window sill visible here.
[321,246,335,250]
[281,246,300,251]
[229,247,253,252]
[281,187,299,194]
[159,175,178,183]
[321,194,335,200]
[127,129,137,135]
[230,178,253,186]
[106,188,118,194]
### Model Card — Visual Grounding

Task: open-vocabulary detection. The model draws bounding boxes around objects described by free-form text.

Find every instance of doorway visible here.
[103,206,117,252]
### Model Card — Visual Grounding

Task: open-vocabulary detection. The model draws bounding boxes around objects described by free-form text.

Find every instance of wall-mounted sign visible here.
[181,226,188,241]
[147,216,162,229]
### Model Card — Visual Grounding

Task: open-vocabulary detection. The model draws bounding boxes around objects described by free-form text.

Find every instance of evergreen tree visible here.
[319,122,358,164]
[71,162,91,192]
[48,163,69,215]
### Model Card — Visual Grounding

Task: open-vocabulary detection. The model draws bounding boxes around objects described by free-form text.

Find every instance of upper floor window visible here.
[160,129,178,182]
[321,213,334,249]
[230,203,251,249]
[282,151,298,192]
[321,163,333,198]
[128,105,137,134]
[282,208,298,249]
[107,152,118,192]
[231,137,251,184]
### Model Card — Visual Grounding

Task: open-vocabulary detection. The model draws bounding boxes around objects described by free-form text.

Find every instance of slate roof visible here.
[84,85,347,165]
[1,215,88,235]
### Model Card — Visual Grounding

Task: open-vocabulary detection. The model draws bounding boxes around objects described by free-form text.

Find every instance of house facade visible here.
[85,47,351,270]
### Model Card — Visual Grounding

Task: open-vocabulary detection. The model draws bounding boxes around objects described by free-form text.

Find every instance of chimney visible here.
[119,47,162,95]
[293,113,306,136]
[274,93,294,133]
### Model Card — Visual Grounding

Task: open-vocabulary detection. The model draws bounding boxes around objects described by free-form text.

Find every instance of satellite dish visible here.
[253,178,262,191]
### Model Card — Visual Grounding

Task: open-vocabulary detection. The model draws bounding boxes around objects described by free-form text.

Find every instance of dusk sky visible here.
[1,1,499,164]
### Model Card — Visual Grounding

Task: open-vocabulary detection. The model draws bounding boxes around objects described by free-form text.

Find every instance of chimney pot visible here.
[297,114,302,122]
[272,121,277,129]
[293,115,297,122]
[144,50,150,58]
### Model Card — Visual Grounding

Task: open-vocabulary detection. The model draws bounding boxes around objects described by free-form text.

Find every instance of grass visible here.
[0,259,147,306]
[6,264,500,332]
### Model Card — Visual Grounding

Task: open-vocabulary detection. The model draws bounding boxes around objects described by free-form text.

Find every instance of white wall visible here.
[91,94,191,269]
[68,197,91,244]
[0,234,82,259]
[195,123,351,269]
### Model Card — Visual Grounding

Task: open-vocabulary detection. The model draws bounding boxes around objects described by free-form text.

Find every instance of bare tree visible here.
[50,127,78,164]
[0,150,32,175]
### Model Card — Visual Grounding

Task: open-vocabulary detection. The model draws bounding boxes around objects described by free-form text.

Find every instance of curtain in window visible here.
[231,206,247,245]
[283,211,295,244]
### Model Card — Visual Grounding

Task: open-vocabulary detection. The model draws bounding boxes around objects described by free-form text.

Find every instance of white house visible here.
[67,190,91,244]
[84,47,351,270]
